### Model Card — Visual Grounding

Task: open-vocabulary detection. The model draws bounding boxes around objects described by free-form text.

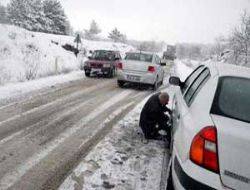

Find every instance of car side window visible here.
[184,68,211,106]
[181,65,205,94]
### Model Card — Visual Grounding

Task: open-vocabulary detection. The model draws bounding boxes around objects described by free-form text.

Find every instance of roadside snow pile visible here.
[59,97,167,190]
[0,24,135,85]
[0,71,84,103]
[174,59,194,81]
[0,24,80,84]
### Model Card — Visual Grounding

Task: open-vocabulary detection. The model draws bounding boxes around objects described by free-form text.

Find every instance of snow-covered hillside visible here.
[0,24,135,85]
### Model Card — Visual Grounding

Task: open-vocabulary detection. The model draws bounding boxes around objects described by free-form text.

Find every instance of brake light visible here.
[148,66,155,73]
[190,126,219,173]
[117,62,123,70]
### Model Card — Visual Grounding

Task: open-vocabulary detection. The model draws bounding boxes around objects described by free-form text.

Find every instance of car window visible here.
[184,68,210,106]
[125,53,153,62]
[211,77,250,123]
[181,65,205,94]
[92,50,115,61]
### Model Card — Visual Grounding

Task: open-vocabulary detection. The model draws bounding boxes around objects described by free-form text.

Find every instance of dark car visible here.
[84,50,122,78]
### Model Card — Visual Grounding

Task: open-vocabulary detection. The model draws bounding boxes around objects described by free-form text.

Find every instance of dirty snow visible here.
[59,86,175,190]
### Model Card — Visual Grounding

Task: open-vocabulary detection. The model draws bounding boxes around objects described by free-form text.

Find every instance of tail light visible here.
[190,126,219,173]
[117,62,123,70]
[148,66,155,73]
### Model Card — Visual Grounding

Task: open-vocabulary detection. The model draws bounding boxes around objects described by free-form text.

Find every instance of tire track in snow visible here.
[0,90,133,190]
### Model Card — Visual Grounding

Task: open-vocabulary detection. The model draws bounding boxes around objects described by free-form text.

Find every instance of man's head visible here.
[159,92,169,106]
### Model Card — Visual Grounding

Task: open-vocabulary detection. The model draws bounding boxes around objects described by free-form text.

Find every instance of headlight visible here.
[103,63,111,68]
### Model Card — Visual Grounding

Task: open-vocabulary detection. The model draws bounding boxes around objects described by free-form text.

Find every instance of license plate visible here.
[91,68,101,73]
[127,75,140,82]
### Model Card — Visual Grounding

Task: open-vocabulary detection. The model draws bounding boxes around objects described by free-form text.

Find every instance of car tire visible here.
[108,68,115,78]
[85,72,90,77]
[117,80,125,88]
[152,77,159,91]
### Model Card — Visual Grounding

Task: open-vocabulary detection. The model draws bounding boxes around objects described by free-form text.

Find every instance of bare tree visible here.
[230,11,250,65]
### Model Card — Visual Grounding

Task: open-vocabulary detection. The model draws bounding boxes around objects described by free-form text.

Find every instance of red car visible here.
[84,50,122,78]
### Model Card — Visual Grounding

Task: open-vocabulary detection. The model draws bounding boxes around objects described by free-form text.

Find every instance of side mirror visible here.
[160,62,166,66]
[114,57,120,61]
[160,59,167,66]
[88,56,92,60]
[169,76,181,86]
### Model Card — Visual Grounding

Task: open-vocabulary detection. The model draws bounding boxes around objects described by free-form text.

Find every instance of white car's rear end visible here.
[169,63,250,190]
[117,52,164,88]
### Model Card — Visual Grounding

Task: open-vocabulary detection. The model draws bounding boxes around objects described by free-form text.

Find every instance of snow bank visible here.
[0,24,81,84]
[0,71,84,103]
[0,24,135,86]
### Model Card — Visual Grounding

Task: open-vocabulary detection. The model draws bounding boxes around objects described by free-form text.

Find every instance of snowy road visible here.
[0,76,170,190]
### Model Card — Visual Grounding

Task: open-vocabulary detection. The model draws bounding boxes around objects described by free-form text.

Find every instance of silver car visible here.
[117,52,165,90]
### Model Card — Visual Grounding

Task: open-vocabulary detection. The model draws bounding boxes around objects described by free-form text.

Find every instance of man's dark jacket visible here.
[140,93,171,128]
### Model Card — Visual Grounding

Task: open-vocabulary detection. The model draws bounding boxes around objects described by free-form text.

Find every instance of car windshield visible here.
[92,50,115,61]
[125,53,153,63]
[211,77,250,123]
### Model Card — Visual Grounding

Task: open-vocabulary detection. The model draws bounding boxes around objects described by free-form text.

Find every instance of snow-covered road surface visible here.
[0,74,171,190]
[59,88,174,190]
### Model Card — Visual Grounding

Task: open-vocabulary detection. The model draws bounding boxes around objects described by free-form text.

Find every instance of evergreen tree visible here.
[84,20,101,40]
[7,0,30,29]
[43,0,67,34]
[108,28,127,43]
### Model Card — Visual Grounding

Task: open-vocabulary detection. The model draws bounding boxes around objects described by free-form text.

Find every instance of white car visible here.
[116,52,165,90]
[168,62,250,190]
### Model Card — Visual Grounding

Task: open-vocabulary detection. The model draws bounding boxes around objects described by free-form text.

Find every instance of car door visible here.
[172,65,205,133]
[173,68,211,162]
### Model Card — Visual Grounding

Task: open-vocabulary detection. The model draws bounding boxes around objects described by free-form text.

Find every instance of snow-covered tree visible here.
[0,4,9,24]
[108,28,127,43]
[84,20,101,40]
[43,0,67,34]
[8,0,45,31]
[7,0,30,29]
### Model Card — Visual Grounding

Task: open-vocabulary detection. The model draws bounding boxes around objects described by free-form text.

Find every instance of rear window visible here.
[125,53,153,62]
[92,50,115,61]
[211,77,250,123]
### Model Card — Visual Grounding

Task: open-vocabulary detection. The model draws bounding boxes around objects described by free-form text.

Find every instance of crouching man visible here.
[139,92,172,141]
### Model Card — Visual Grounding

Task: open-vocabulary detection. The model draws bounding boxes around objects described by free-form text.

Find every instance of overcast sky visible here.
[1,0,250,44]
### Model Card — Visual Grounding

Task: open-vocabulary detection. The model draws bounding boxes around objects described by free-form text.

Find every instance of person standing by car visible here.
[139,92,172,141]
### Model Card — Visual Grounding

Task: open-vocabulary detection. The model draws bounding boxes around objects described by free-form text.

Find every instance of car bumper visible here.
[84,66,112,75]
[117,70,156,85]
[172,148,229,190]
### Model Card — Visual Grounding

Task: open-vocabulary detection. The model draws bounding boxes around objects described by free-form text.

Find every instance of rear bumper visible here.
[173,156,216,190]
[84,66,112,75]
[117,70,156,85]
[171,148,229,190]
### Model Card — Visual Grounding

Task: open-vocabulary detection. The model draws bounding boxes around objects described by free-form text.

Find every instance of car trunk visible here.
[89,60,110,68]
[211,114,250,190]
[123,60,150,73]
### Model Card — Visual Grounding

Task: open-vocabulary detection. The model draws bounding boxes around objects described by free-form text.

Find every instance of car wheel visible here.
[108,68,115,78]
[85,72,90,77]
[117,80,125,88]
[152,77,159,91]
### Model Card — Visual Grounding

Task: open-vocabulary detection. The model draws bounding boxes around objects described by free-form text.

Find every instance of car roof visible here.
[126,51,155,56]
[94,50,119,53]
[203,62,250,79]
